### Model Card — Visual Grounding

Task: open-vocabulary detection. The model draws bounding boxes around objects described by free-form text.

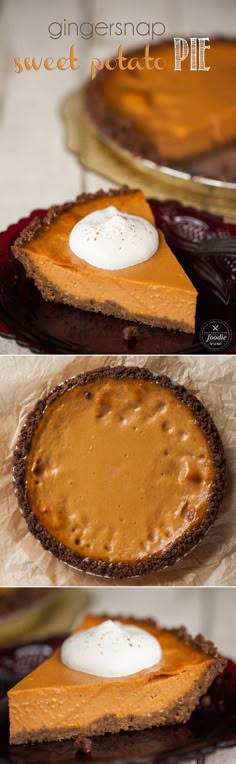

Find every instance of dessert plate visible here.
[0,201,235,354]
[0,638,235,763]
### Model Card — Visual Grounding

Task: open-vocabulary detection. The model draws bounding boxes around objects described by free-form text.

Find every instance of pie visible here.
[85,39,236,176]
[13,366,226,578]
[12,187,197,334]
[0,589,20,617]
[0,589,49,618]
[8,613,227,745]
[0,588,57,649]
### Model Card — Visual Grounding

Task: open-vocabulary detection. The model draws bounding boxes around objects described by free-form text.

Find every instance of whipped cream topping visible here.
[69,206,158,270]
[61,619,162,677]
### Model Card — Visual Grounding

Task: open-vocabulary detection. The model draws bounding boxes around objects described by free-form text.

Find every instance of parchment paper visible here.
[0,354,235,586]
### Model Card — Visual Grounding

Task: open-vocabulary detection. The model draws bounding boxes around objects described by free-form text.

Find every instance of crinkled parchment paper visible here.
[0,354,235,586]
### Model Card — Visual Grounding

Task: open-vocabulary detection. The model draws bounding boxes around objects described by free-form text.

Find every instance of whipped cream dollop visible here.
[61,619,162,677]
[69,206,158,270]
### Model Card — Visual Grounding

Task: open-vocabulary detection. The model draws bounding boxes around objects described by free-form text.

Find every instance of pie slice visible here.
[12,187,197,334]
[13,366,226,578]
[8,613,227,745]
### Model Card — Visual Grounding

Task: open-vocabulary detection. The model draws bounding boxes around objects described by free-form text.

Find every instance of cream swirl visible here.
[69,206,158,270]
[61,619,162,677]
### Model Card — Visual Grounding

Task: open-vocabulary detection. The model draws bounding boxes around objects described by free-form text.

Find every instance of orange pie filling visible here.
[25,377,216,565]
[8,614,223,743]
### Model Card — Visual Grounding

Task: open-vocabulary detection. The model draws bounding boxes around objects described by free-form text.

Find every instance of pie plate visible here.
[0,200,235,354]
[0,638,235,763]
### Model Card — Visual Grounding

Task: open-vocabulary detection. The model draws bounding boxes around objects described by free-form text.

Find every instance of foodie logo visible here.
[199,320,232,351]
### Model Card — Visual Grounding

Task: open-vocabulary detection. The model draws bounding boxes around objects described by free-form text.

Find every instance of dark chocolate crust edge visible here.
[11,186,194,333]
[10,615,227,745]
[84,39,236,172]
[13,365,226,579]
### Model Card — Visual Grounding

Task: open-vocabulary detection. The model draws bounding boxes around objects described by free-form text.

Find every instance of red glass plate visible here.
[0,201,235,354]
[0,639,236,763]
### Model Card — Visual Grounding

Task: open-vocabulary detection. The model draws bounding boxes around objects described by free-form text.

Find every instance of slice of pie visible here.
[12,187,197,334]
[13,366,226,578]
[8,613,227,745]
[85,40,236,170]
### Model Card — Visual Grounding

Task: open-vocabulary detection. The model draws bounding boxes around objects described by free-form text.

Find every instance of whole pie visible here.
[0,588,48,618]
[0,588,56,649]
[12,187,197,334]
[13,366,226,577]
[85,39,236,178]
[8,613,226,745]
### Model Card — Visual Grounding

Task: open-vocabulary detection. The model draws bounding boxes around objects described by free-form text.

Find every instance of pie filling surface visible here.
[24,374,217,567]
[86,40,236,164]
